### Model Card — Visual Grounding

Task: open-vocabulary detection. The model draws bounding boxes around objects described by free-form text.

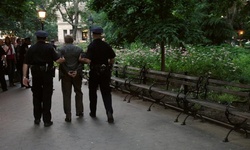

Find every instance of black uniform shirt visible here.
[86,39,116,66]
[24,41,59,67]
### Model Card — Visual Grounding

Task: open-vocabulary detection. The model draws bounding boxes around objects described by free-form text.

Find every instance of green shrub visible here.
[115,42,161,68]
[77,42,89,52]
[115,42,250,83]
[207,93,238,104]
[179,45,240,80]
[114,42,250,104]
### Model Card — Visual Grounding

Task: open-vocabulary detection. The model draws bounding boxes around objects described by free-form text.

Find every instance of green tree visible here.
[200,0,250,44]
[88,0,250,70]
[88,0,207,71]
[0,0,58,39]
[0,0,36,34]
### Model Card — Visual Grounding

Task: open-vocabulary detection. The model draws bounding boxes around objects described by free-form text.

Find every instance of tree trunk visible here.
[71,25,76,40]
[160,41,165,71]
[72,0,80,41]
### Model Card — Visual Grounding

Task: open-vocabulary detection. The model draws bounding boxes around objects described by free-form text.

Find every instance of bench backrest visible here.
[144,69,170,85]
[125,66,145,81]
[144,69,202,98]
[204,78,250,111]
[113,64,145,82]
[167,72,203,97]
[113,63,127,78]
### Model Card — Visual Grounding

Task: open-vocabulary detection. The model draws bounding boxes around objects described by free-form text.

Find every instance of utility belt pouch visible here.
[91,64,108,75]
[99,64,107,73]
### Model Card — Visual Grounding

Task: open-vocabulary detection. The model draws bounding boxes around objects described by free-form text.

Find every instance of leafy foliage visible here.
[115,43,250,83]
[0,0,58,39]
[115,42,161,69]
[0,1,37,33]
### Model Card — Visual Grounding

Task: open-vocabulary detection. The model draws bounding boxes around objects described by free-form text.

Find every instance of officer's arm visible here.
[22,64,29,86]
[79,55,91,64]
[83,58,91,64]
[109,58,115,65]
[55,57,65,64]
[108,58,115,69]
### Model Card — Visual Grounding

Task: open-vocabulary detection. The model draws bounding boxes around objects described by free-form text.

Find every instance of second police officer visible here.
[81,26,116,123]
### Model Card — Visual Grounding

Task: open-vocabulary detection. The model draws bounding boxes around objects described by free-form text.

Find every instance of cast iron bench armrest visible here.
[148,82,169,100]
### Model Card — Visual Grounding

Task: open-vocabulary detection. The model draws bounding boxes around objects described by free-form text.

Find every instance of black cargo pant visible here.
[88,69,113,115]
[31,66,54,123]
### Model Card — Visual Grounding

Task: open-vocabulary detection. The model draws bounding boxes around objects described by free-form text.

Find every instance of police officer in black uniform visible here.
[23,30,65,127]
[81,26,116,123]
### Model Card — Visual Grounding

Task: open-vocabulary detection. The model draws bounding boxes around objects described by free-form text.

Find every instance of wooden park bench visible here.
[178,77,250,142]
[111,65,203,110]
[110,63,146,101]
[146,71,203,111]
[111,64,250,142]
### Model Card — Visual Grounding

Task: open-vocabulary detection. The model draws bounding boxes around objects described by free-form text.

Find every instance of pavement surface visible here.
[0,71,250,150]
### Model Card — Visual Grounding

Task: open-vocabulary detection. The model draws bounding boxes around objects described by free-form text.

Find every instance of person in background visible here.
[58,35,84,122]
[15,38,23,87]
[80,26,116,123]
[11,36,17,47]
[20,37,31,88]
[0,39,7,92]
[5,36,16,87]
[23,30,65,127]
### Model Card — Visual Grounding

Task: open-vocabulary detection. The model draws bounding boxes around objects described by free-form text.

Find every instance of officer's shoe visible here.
[65,114,72,122]
[107,112,114,123]
[34,119,40,125]
[76,112,83,117]
[89,112,96,118]
[44,121,53,127]
[65,118,71,122]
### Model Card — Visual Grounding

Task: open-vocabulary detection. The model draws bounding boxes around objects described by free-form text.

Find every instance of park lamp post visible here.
[88,16,93,42]
[38,9,46,30]
[238,30,244,47]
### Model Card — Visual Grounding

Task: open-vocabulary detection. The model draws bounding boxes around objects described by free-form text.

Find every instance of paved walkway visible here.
[0,71,250,150]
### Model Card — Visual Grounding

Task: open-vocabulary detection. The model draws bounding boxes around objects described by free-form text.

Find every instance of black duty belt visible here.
[31,64,54,72]
[90,64,107,70]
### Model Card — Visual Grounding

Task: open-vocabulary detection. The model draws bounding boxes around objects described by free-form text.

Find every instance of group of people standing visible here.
[21,26,116,127]
[0,36,31,92]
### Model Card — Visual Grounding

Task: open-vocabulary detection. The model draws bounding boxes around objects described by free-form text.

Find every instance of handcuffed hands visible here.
[68,71,77,78]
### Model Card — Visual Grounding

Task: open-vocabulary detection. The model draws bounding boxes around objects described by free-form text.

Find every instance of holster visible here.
[91,64,110,75]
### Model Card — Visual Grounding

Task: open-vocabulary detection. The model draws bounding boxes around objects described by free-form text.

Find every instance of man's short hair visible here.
[64,35,74,44]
